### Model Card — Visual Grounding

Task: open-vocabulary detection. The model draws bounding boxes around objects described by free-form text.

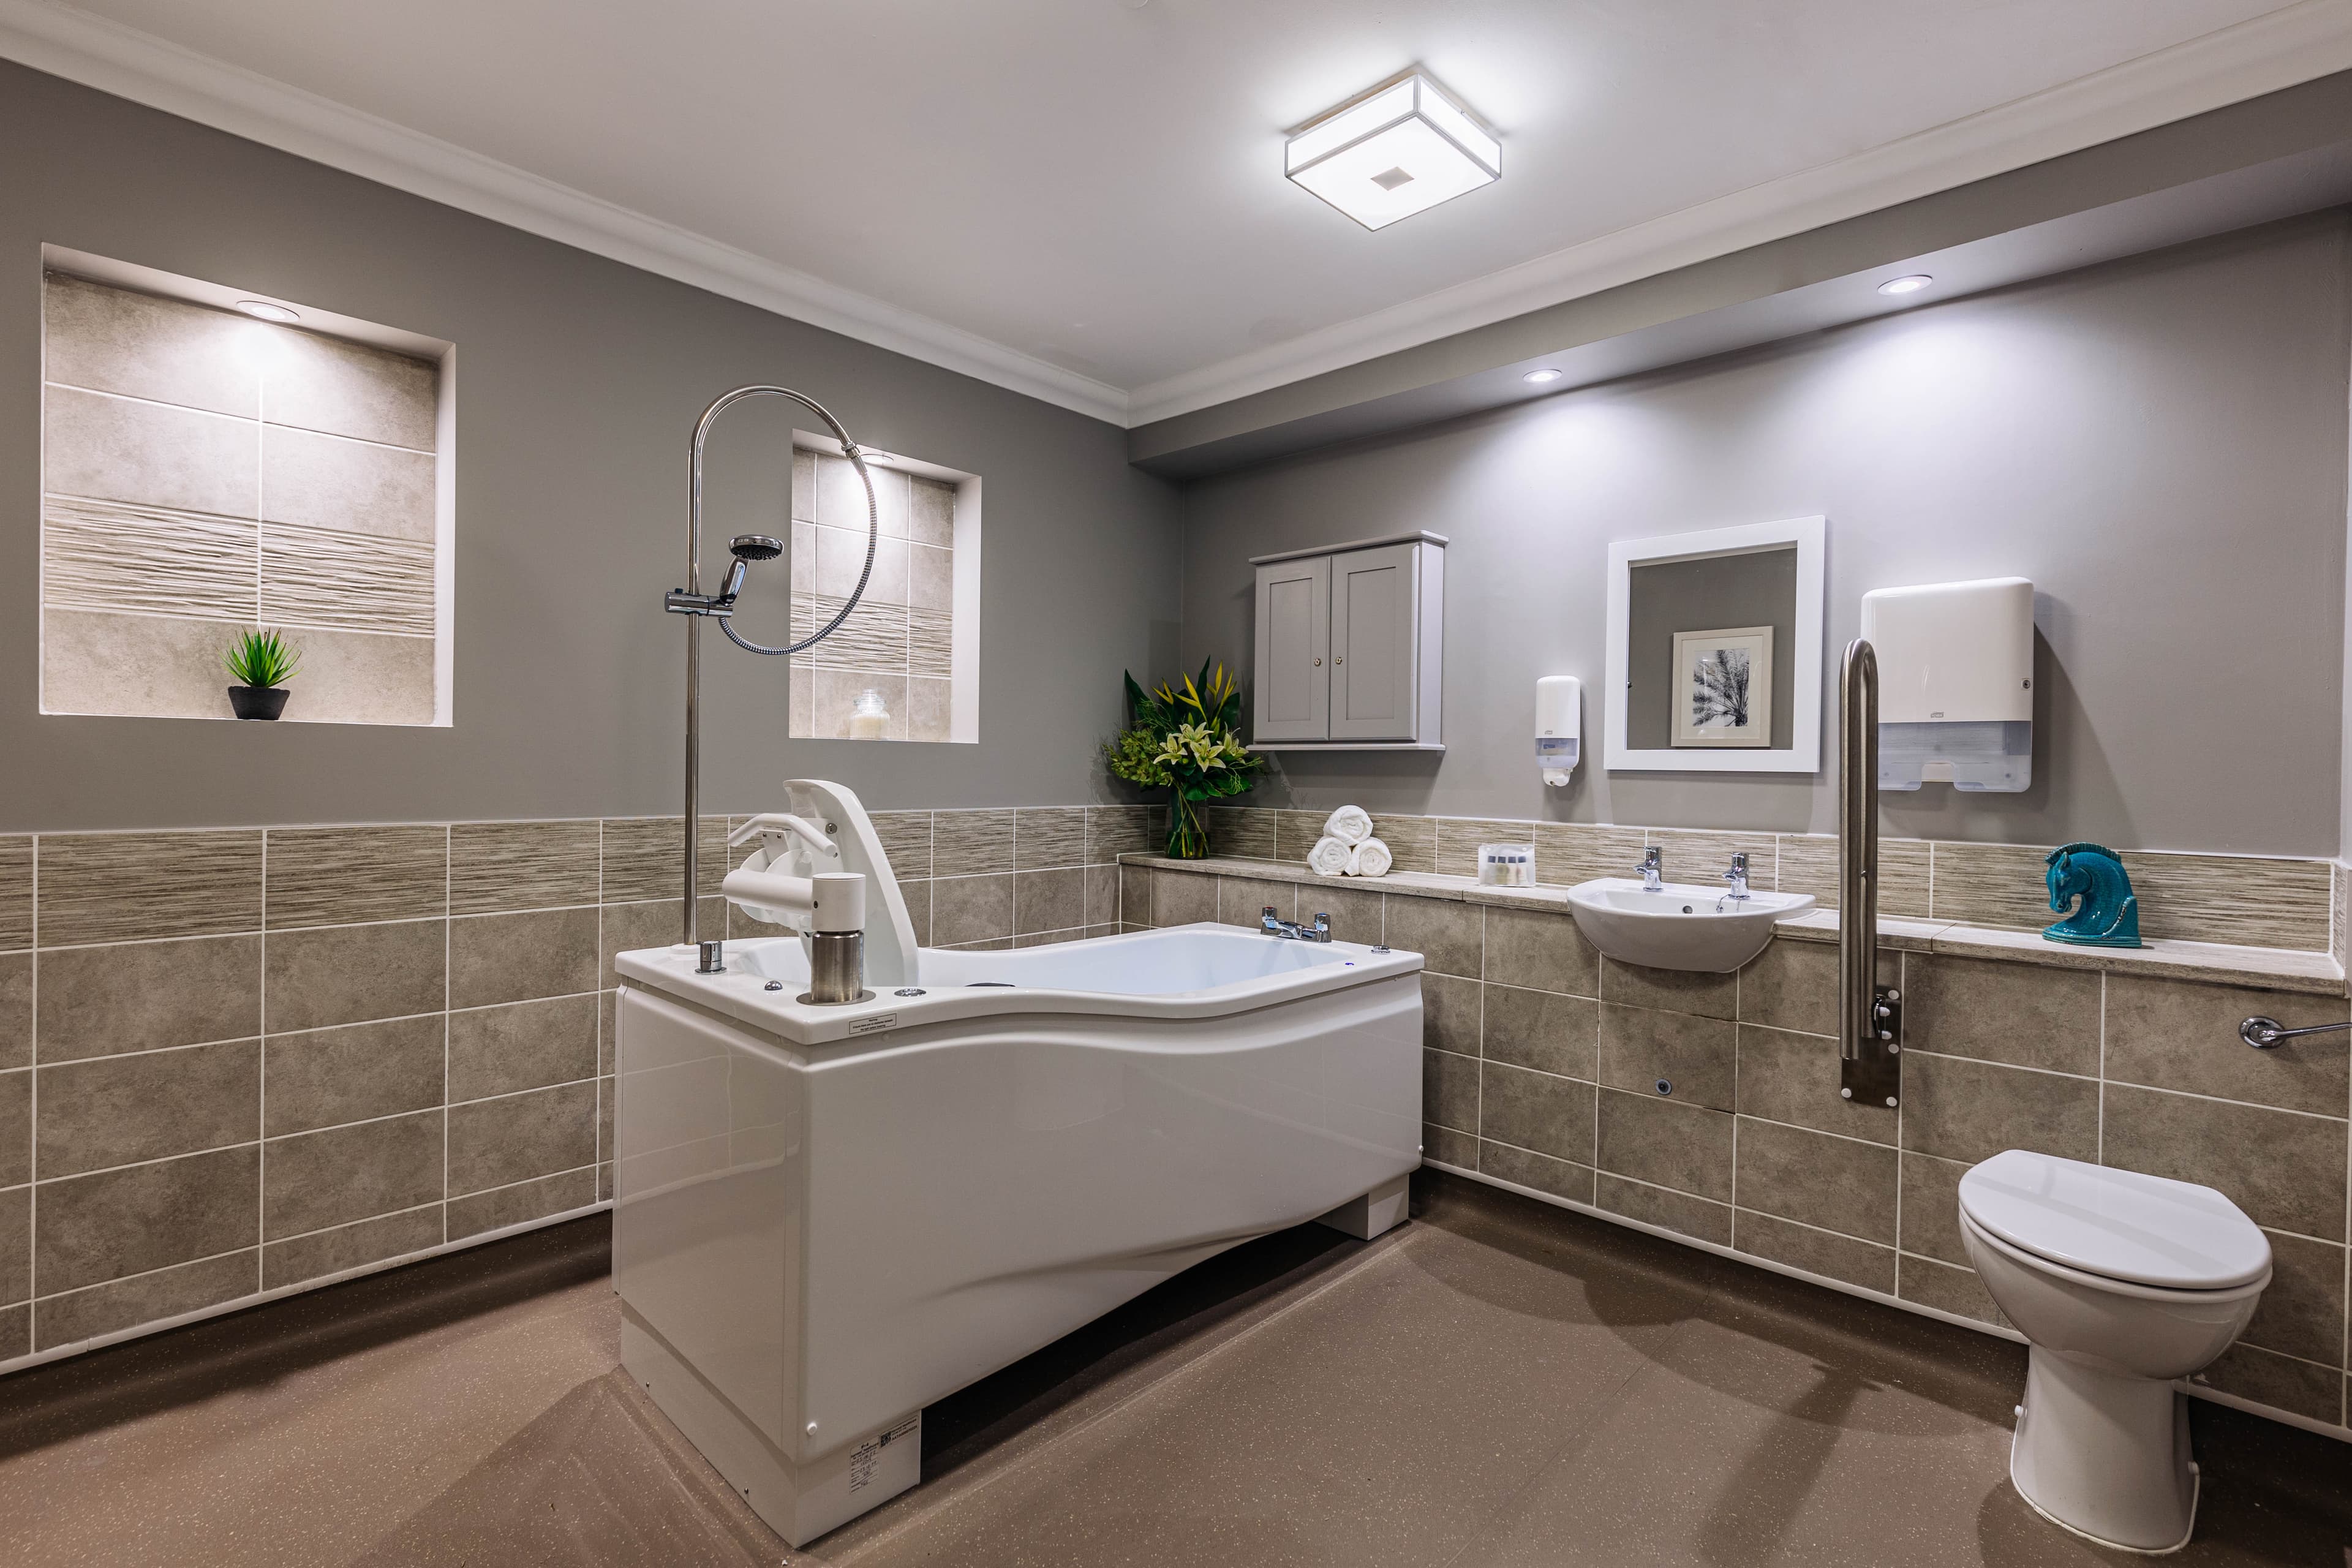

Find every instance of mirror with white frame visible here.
[1603,516,1825,774]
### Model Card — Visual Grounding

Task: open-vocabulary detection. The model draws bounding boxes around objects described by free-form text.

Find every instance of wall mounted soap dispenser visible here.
[1860,577,2033,792]
[1537,676,1581,785]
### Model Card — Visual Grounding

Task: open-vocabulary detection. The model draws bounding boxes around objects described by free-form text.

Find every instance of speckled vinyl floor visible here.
[4,1174,2350,1567]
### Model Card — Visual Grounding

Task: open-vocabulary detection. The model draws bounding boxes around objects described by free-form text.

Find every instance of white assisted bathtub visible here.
[612,922,1422,1545]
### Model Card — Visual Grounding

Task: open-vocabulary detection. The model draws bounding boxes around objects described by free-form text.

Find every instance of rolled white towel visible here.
[1324,804,1373,845]
[1348,837,1393,878]
[1306,835,1354,878]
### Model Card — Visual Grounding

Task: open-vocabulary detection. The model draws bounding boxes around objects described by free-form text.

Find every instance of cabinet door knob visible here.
[1335,657,1343,665]
[1313,657,1321,666]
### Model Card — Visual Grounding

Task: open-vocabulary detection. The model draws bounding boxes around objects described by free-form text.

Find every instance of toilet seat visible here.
[1958,1150,2268,1293]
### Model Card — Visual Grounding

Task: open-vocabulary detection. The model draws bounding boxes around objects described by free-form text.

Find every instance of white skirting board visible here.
[622,1307,921,1547]
[1423,1159,2352,1446]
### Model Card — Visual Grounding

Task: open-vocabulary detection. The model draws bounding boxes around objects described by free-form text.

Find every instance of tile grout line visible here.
[256,827,268,1296]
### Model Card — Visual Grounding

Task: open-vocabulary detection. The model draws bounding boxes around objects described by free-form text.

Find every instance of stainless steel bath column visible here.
[1839,639,1901,1107]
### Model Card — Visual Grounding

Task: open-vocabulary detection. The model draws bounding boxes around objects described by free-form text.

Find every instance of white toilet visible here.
[1959,1149,2271,1555]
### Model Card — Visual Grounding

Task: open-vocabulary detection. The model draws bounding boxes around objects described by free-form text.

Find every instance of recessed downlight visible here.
[234,300,300,322]
[1522,369,1564,385]
[1876,275,1933,297]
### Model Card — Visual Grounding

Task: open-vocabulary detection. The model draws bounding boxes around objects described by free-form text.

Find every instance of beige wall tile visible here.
[2196,1343,2343,1425]
[1898,1152,1973,1266]
[0,954,26,1072]
[1309,885,1382,946]
[42,609,251,721]
[1483,987,1599,1081]
[1900,1052,2098,1165]
[446,1082,596,1196]
[1483,907,1597,997]
[43,273,258,418]
[263,1014,445,1137]
[260,424,435,540]
[1735,940,1836,1037]
[2103,974,2349,1116]
[266,331,437,450]
[600,897,720,987]
[1738,1027,1899,1146]
[449,907,597,1009]
[1597,1088,1732,1201]
[933,810,1015,876]
[1014,809,1088,869]
[264,918,445,1033]
[908,677,954,741]
[816,528,908,603]
[262,1204,441,1290]
[34,1248,257,1352]
[1478,1140,1593,1205]
[1016,869,1087,935]
[908,543,952,610]
[1733,1117,1897,1243]
[264,1110,443,1240]
[1600,957,1735,1020]
[0,1186,26,1306]
[44,385,257,516]
[448,995,597,1102]
[265,824,446,929]
[1904,954,2100,1076]
[38,1039,258,1178]
[2100,1084,2346,1239]
[1599,1005,1735,1111]
[274,627,435,727]
[1219,876,1294,928]
[1422,1049,1479,1134]
[1423,973,1479,1055]
[0,1071,24,1188]
[39,831,262,946]
[448,1168,596,1242]
[1735,1209,1895,1293]
[1596,1172,1730,1245]
[1898,1255,2002,1325]
[1422,1123,1477,1168]
[1085,864,1122,927]
[36,1144,260,1294]
[1481,1063,1596,1166]
[448,821,600,915]
[36,935,260,1061]
[907,475,956,548]
[933,874,1014,946]
[1385,898,1481,979]
[2240,1229,2345,1365]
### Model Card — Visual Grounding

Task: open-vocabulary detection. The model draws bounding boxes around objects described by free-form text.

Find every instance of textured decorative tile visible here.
[1205,807,1276,861]
[1370,815,1438,876]
[1733,1117,1897,1243]
[1533,823,1649,888]
[1014,809,1088,869]
[264,825,445,929]
[43,497,258,620]
[34,1249,257,1352]
[1927,841,2053,932]
[263,1014,445,1137]
[2132,853,2332,952]
[870,812,932,879]
[43,272,258,419]
[38,1039,260,1178]
[1270,810,1328,862]
[35,1144,260,1294]
[1775,834,1930,916]
[262,1204,442,1290]
[1735,1209,1894,1293]
[794,593,909,671]
[933,810,1015,876]
[259,522,435,633]
[446,1082,597,1196]
[1086,806,1152,864]
[260,425,435,542]
[1435,820,1531,879]
[266,329,438,450]
[39,832,262,946]
[0,839,33,951]
[599,818,727,903]
[1643,829,1774,892]
[43,385,256,516]
[447,1168,596,1242]
[908,606,954,679]
[264,1111,443,1240]
[448,820,600,915]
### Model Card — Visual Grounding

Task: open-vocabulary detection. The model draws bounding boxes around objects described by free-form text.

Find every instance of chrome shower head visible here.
[730,535,784,561]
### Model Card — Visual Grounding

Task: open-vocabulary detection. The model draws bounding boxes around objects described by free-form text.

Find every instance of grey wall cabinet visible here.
[1250,533,1444,748]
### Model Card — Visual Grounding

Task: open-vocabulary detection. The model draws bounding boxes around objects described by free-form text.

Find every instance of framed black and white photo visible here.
[1672,626,1773,747]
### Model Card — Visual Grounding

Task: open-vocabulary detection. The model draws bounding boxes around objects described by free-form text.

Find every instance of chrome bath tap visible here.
[1637,846,1663,892]
[1263,907,1332,942]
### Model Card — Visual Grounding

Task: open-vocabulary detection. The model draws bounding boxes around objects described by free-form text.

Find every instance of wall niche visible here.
[38,249,454,726]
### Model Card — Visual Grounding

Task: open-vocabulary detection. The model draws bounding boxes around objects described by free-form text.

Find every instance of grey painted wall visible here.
[0,62,1182,832]
[1182,214,2352,857]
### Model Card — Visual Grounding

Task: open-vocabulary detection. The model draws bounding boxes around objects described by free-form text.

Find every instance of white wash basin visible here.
[1564,878,1816,973]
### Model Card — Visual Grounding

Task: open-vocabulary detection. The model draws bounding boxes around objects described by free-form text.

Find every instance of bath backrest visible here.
[778,778,919,985]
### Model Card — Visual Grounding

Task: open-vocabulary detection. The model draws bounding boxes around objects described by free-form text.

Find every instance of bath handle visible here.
[2241,1016,2352,1050]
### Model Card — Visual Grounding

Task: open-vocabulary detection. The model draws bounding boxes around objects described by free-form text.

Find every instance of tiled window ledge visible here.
[1122,853,2348,997]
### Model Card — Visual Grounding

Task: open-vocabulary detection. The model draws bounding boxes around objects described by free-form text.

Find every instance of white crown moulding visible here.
[4,0,2351,432]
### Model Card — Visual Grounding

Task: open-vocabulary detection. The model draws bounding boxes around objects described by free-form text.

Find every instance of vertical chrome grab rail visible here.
[1839,638,1902,1106]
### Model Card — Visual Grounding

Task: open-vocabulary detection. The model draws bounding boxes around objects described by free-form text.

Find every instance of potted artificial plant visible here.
[223,627,301,720]
[1105,660,1263,859]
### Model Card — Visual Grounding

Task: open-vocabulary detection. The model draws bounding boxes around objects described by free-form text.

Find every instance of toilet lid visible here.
[1958,1149,2269,1291]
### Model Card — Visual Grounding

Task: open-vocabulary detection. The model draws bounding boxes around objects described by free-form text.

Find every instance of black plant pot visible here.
[228,685,290,721]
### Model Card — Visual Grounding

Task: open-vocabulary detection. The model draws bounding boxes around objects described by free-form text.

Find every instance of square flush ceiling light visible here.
[1286,71,1500,231]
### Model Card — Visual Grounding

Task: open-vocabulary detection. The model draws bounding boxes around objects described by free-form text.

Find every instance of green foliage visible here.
[1105,658,1263,802]
[222,627,301,688]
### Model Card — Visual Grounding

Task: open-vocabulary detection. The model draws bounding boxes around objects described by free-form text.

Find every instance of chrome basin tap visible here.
[1637,846,1663,892]
[1722,851,1751,902]
[1263,907,1332,942]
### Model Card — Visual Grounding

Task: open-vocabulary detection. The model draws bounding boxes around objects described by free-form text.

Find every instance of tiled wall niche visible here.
[1124,856,2352,1434]
[787,442,976,743]
[39,252,453,726]
[0,805,1140,1370]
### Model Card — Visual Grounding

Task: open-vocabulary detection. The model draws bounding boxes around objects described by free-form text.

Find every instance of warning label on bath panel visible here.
[848,1417,919,1493]
[848,1014,897,1036]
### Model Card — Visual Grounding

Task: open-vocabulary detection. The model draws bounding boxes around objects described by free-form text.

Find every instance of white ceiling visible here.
[6,0,2351,425]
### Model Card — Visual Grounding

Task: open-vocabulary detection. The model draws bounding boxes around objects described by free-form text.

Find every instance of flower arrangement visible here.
[1105,659,1264,859]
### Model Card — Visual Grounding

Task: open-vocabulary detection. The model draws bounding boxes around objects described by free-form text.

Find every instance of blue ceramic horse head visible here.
[2043,842,2143,948]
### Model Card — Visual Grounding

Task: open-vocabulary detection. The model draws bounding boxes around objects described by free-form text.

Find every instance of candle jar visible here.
[848,688,891,739]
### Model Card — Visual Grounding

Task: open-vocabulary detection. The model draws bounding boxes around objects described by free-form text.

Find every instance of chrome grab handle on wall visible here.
[2241,1016,2352,1049]
[1839,639,1902,1107]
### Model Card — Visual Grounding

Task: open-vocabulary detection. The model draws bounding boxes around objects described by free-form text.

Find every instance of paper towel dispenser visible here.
[1860,577,2034,793]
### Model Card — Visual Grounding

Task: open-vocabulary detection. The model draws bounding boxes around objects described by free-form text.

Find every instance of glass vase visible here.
[1166,790,1210,859]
